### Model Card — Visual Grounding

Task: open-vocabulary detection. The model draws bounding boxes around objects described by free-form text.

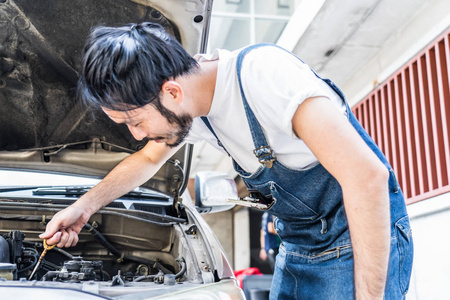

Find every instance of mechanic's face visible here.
[102,102,193,148]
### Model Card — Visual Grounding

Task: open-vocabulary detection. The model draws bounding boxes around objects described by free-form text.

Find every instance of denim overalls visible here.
[204,44,414,299]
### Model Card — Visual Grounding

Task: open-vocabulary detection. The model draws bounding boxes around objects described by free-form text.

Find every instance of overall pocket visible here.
[395,215,414,295]
[252,181,319,221]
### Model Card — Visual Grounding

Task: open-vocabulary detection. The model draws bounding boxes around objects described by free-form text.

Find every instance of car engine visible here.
[0,228,186,285]
[0,201,219,298]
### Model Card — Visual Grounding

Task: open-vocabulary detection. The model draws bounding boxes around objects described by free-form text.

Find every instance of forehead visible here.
[101,106,148,123]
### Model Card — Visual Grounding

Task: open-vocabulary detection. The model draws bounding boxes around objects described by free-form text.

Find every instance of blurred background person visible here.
[259,212,280,272]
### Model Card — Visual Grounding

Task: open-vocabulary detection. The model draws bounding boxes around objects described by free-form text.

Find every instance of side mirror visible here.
[195,171,237,213]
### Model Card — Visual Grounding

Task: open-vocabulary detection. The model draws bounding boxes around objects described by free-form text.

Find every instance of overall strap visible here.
[236,43,277,168]
[200,43,278,167]
[235,44,351,168]
[200,116,230,156]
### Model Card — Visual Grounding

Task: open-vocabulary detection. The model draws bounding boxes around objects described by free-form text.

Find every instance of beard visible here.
[150,100,193,148]
[164,113,193,148]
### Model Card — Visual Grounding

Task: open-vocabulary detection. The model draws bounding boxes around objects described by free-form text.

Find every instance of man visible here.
[40,22,413,299]
[259,211,280,272]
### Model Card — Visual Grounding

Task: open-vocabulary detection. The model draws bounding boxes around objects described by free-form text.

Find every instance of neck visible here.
[179,59,218,118]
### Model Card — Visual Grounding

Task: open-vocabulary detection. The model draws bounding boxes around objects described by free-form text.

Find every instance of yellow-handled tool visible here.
[28,239,56,280]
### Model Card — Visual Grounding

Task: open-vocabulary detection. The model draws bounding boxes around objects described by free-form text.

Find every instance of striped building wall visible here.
[352,28,450,205]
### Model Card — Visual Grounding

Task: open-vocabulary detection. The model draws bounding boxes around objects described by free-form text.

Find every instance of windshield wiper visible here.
[32,186,90,197]
[0,186,52,193]
[31,186,170,201]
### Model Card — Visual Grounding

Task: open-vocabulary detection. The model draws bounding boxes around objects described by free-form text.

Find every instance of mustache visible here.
[157,112,193,148]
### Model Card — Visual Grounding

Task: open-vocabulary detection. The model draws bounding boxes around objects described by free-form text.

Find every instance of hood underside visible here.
[0,0,212,194]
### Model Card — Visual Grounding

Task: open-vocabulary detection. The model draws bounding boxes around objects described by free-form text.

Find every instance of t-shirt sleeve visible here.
[240,46,336,138]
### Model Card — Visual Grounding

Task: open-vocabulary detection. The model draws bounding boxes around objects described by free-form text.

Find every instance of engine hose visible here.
[18,248,38,273]
[132,274,158,282]
[83,223,173,274]
[133,258,186,282]
[101,270,111,280]
[52,247,74,259]
[41,271,58,281]
[83,223,121,257]
[23,241,74,260]
[174,257,186,279]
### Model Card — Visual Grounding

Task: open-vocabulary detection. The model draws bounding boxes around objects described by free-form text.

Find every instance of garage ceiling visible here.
[289,0,425,88]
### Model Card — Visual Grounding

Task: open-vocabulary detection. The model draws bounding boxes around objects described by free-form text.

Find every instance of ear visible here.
[161,80,184,104]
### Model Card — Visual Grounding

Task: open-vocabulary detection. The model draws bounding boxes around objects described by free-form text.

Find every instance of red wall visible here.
[352,28,450,205]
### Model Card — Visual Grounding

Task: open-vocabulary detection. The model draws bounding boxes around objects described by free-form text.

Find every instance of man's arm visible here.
[40,141,181,248]
[292,97,390,300]
[259,229,267,261]
[267,220,276,235]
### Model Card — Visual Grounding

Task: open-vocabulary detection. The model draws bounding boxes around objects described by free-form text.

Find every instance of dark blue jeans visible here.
[270,210,413,299]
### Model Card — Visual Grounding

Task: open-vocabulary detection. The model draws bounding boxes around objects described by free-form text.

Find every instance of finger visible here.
[45,231,62,246]
[39,217,62,239]
[71,232,79,247]
[66,229,79,248]
[64,228,75,248]
[57,229,69,248]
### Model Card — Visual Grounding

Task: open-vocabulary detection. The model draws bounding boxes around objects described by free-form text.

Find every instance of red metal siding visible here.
[352,28,450,204]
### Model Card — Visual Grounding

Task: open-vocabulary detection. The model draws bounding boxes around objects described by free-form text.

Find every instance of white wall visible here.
[406,193,450,299]
[233,208,250,270]
[342,0,450,107]
[202,210,235,268]
[204,207,251,271]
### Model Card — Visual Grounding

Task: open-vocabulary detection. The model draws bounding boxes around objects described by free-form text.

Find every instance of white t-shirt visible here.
[185,46,347,173]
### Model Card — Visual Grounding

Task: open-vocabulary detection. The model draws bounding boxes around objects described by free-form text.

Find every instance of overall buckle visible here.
[253,146,277,168]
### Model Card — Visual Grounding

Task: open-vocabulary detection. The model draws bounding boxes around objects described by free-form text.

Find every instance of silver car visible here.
[0,0,244,298]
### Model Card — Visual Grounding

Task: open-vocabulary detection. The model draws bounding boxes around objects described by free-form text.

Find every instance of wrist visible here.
[72,196,97,217]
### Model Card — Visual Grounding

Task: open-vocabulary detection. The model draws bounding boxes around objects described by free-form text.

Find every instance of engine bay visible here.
[0,203,216,297]
[0,229,185,284]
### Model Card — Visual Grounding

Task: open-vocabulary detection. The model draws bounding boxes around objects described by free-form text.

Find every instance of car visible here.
[0,0,245,298]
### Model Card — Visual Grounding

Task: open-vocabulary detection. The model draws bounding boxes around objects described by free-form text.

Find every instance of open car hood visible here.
[0,0,212,195]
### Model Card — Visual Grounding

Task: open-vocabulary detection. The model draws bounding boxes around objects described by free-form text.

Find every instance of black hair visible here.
[77,22,199,112]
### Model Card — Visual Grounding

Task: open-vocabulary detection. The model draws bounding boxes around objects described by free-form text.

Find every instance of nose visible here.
[127,125,147,141]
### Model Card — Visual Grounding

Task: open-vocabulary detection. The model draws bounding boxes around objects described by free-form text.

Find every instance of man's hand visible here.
[39,205,91,248]
[259,249,267,261]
